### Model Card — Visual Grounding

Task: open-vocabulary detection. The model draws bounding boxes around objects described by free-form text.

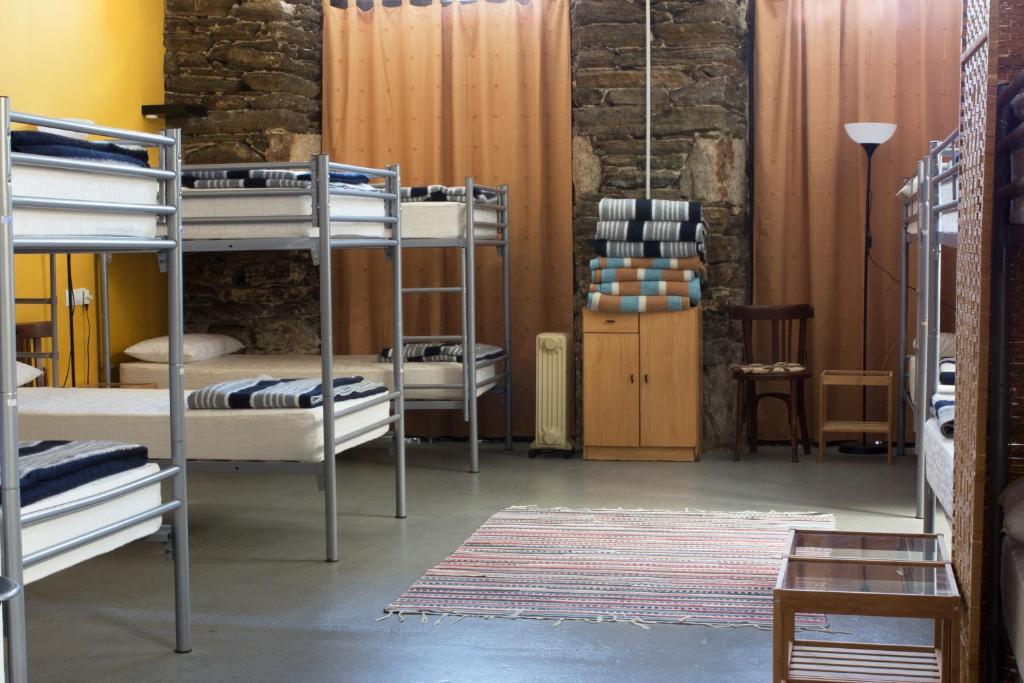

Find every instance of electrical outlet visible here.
[65,288,92,307]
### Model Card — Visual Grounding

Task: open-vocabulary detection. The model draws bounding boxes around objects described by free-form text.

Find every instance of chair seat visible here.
[731,361,808,377]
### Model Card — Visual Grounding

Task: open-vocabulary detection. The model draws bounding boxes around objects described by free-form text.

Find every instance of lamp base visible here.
[836,438,889,455]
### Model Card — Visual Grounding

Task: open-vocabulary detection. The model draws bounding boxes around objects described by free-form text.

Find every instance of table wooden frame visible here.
[818,370,894,464]
[773,530,960,682]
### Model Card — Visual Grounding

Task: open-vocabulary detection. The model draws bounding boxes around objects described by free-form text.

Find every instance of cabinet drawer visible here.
[582,310,638,334]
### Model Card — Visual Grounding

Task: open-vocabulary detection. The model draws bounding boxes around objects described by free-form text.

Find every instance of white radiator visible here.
[530,332,574,452]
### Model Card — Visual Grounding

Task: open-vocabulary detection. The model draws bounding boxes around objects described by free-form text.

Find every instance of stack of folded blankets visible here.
[932,357,955,438]
[587,198,707,313]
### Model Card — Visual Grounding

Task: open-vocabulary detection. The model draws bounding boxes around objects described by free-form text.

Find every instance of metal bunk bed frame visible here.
[0,97,192,681]
[401,177,512,474]
[896,130,959,534]
[176,156,407,556]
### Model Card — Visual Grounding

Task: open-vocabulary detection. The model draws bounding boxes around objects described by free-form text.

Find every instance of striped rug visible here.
[385,506,834,628]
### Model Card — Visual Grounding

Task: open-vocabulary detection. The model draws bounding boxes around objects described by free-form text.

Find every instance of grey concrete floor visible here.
[25,442,939,682]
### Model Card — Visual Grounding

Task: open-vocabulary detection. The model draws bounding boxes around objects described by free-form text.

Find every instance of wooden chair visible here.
[729,304,813,462]
[16,321,53,387]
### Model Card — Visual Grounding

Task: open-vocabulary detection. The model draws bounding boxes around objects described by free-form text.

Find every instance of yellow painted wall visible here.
[0,0,168,385]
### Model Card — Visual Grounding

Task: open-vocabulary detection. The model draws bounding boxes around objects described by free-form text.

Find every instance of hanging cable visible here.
[645,0,652,199]
[65,254,76,387]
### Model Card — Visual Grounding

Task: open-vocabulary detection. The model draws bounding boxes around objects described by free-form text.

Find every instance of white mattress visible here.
[401,202,500,239]
[17,387,390,462]
[181,191,389,239]
[118,354,499,400]
[19,463,163,584]
[1003,538,1024,667]
[923,416,954,518]
[12,165,159,238]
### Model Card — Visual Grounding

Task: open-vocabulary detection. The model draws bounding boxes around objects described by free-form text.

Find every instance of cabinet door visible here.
[639,310,700,447]
[583,332,640,447]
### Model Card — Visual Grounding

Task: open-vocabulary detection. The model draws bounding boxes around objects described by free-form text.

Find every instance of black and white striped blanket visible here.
[379,343,504,364]
[187,376,386,410]
[594,239,704,259]
[400,185,499,204]
[598,198,702,222]
[939,357,955,387]
[183,168,372,189]
[932,393,955,438]
[594,220,706,243]
[16,440,149,506]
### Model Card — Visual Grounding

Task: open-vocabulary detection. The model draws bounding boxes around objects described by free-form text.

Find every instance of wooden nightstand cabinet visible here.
[582,308,701,461]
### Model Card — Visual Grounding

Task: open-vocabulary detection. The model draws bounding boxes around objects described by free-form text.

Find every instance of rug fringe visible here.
[502,505,835,520]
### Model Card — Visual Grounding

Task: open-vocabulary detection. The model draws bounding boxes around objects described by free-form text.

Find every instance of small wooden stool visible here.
[818,370,893,463]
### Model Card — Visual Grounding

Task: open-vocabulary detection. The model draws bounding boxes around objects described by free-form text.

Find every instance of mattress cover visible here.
[21,463,162,584]
[17,387,390,462]
[12,165,159,238]
[923,416,954,518]
[118,353,499,400]
[181,192,389,239]
[1003,538,1024,667]
[401,202,500,239]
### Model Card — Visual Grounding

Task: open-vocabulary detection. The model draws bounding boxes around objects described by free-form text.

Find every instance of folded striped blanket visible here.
[589,256,706,272]
[932,393,955,438]
[595,220,706,243]
[599,198,701,222]
[183,168,374,190]
[12,131,151,168]
[594,239,704,259]
[379,343,504,364]
[586,293,690,313]
[939,357,955,387]
[187,376,386,410]
[589,280,701,304]
[15,440,149,506]
[401,185,499,204]
[591,267,700,284]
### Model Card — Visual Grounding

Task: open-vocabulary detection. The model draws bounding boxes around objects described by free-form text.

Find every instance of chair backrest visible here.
[729,304,813,366]
[16,321,54,387]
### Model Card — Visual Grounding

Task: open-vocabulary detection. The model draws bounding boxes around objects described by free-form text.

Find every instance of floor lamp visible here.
[839,122,897,454]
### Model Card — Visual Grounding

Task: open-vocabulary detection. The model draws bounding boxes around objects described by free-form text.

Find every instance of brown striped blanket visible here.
[589,256,706,272]
[591,268,699,284]
[586,293,691,313]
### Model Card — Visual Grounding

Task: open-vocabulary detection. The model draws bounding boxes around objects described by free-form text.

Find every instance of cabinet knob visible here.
[629,373,635,383]
[644,374,649,383]
[605,319,616,324]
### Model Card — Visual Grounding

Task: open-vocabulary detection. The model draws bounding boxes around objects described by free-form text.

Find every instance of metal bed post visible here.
[315,154,339,562]
[500,184,512,451]
[897,207,909,460]
[162,128,193,653]
[921,146,940,533]
[0,95,29,683]
[915,156,931,525]
[98,253,112,384]
[465,177,479,474]
[389,164,407,519]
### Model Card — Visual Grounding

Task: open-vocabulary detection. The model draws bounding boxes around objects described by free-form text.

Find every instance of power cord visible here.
[869,254,956,314]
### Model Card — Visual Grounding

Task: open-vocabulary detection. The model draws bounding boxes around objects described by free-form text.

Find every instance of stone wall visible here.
[570,0,752,450]
[164,0,324,352]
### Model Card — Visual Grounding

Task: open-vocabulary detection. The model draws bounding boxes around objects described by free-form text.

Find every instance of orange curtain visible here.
[322,0,573,437]
[753,0,961,433]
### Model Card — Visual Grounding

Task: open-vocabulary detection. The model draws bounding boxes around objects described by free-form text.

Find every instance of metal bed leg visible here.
[500,185,512,452]
[98,252,112,385]
[389,164,407,519]
[466,178,479,474]
[915,157,930,521]
[0,95,29,683]
[897,228,908,459]
[163,128,193,654]
[923,486,936,534]
[316,154,339,562]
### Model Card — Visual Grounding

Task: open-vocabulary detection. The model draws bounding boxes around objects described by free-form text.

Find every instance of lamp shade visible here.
[844,122,897,145]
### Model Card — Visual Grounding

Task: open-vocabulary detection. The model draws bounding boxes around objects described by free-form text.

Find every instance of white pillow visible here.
[1002,478,1024,544]
[16,361,43,387]
[124,334,243,364]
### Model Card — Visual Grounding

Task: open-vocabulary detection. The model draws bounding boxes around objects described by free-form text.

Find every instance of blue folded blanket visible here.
[12,131,150,167]
[188,376,386,410]
[939,357,955,386]
[14,440,149,507]
[932,394,955,438]
[183,168,370,187]
[379,343,504,364]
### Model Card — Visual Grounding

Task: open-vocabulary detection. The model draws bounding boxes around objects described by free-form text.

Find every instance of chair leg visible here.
[788,381,799,463]
[734,380,745,461]
[746,384,758,453]
[796,380,811,455]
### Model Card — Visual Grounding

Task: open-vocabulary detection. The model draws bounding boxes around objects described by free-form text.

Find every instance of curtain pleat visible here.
[753,0,961,436]
[322,0,573,438]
